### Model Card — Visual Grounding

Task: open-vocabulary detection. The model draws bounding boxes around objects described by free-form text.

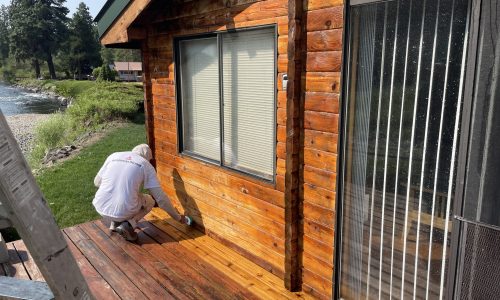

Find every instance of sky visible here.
[0,0,103,18]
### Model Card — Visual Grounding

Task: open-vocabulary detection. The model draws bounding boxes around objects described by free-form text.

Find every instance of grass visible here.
[23,80,145,166]
[17,79,142,99]
[35,122,147,228]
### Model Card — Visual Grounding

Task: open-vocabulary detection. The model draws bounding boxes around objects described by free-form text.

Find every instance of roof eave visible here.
[96,0,152,48]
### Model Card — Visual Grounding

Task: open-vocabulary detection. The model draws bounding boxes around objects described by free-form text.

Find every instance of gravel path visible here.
[5,114,51,154]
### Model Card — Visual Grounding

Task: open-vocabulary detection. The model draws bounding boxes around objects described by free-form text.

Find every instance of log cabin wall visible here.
[140,0,290,281]
[137,0,345,296]
[300,0,343,299]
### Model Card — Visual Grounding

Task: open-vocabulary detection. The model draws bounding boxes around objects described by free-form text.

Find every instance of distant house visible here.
[113,62,142,81]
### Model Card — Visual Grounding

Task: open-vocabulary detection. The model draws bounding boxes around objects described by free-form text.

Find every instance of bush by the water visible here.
[1,68,15,83]
[28,80,143,165]
[30,113,73,164]
[67,82,142,126]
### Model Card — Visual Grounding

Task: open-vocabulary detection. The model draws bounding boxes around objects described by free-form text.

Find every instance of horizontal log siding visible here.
[143,0,289,279]
[301,1,343,299]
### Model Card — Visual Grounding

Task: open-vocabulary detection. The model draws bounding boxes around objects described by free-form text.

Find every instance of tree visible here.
[114,49,141,62]
[9,0,42,77]
[64,2,101,79]
[99,48,142,66]
[100,46,114,65]
[9,0,68,79]
[34,0,69,79]
[0,5,9,63]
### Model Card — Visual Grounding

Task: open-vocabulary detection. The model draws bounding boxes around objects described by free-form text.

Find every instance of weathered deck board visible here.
[11,241,44,281]
[4,242,30,280]
[0,209,312,299]
[65,226,148,299]
[77,223,174,299]
[63,233,121,300]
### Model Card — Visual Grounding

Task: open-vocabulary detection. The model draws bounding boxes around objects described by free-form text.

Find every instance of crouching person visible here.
[92,144,191,242]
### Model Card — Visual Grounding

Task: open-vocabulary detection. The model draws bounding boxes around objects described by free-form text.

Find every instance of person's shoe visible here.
[109,221,121,232]
[115,222,138,242]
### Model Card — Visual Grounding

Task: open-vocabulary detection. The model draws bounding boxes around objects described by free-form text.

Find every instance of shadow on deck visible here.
[0,208,309,299]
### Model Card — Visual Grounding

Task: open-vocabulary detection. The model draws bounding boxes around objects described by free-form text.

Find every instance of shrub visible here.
[1,68,15,83]
[92,64,117,81]
[30,113,73,164]
[67,82,141,127]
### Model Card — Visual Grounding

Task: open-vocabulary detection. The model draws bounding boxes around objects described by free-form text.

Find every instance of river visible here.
[0,82,62,116]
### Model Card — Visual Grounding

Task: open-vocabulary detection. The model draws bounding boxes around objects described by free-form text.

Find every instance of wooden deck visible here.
[0,208,310,299]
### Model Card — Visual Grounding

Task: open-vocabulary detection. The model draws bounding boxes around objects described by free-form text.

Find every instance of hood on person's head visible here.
[132,144,153,161]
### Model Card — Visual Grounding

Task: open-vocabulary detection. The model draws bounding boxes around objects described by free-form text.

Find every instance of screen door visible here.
[338,0,470,299]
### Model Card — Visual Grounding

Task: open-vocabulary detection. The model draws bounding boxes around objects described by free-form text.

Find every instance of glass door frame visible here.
[334,0,477,298]
[448,0,495,298]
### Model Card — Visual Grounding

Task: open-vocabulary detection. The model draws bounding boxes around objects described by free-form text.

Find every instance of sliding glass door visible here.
[339,0,470,299]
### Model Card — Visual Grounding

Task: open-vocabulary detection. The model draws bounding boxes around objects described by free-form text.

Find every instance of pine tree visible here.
[100,47,114,65]
[65,2,102,79]
[9,0,42,77]
[0,5,9,63]
[9,0,68,79]
[34,0,69,79]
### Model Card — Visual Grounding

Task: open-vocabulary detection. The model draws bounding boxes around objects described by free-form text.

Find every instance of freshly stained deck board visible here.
[0,210,310,299]
[137,229,229,300]
[138,222,256,300]
[147,210,311,299]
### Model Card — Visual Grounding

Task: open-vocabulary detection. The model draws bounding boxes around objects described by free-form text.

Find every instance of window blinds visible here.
[222,28,276,179]
[179,38,221,162]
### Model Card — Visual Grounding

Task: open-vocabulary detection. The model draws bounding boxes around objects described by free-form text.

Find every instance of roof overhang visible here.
[95,0,153,48]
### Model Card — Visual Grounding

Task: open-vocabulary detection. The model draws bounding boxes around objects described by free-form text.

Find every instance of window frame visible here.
[173,25,278,183]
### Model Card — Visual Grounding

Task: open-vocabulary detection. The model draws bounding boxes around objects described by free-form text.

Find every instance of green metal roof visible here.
[94,0,131,38]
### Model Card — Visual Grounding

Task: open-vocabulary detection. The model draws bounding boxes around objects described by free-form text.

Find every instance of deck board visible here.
[93,220,194,300]
[63,233,121,300]
[137,224,241,300]
[65,226,148,299]
[0,208,312,299]
[145,212,292,299]
[78,222,174,299]
[11,241,44,281]
[4,242,30,280]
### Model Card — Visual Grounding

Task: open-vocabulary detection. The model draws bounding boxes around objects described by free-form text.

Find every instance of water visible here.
[0,82,62,115]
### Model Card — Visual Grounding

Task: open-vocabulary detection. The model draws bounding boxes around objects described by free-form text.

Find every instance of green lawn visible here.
[36,122,147,228]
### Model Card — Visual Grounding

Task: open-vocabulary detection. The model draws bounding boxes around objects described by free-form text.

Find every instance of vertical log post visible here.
[285,0,304,291]
[0,113,93,299]
[141,39,156,165]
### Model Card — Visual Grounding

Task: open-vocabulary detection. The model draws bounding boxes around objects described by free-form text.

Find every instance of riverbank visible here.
[5,114,51,153]
[8,79,145,167]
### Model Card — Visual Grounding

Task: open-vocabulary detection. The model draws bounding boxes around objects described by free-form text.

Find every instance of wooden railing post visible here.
[285,0,304,291]
[0,113,94,299]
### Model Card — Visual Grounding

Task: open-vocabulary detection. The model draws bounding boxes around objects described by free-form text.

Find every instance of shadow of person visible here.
[129,168,204,245]
[2,249,20,276]
[171,169,204,233]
